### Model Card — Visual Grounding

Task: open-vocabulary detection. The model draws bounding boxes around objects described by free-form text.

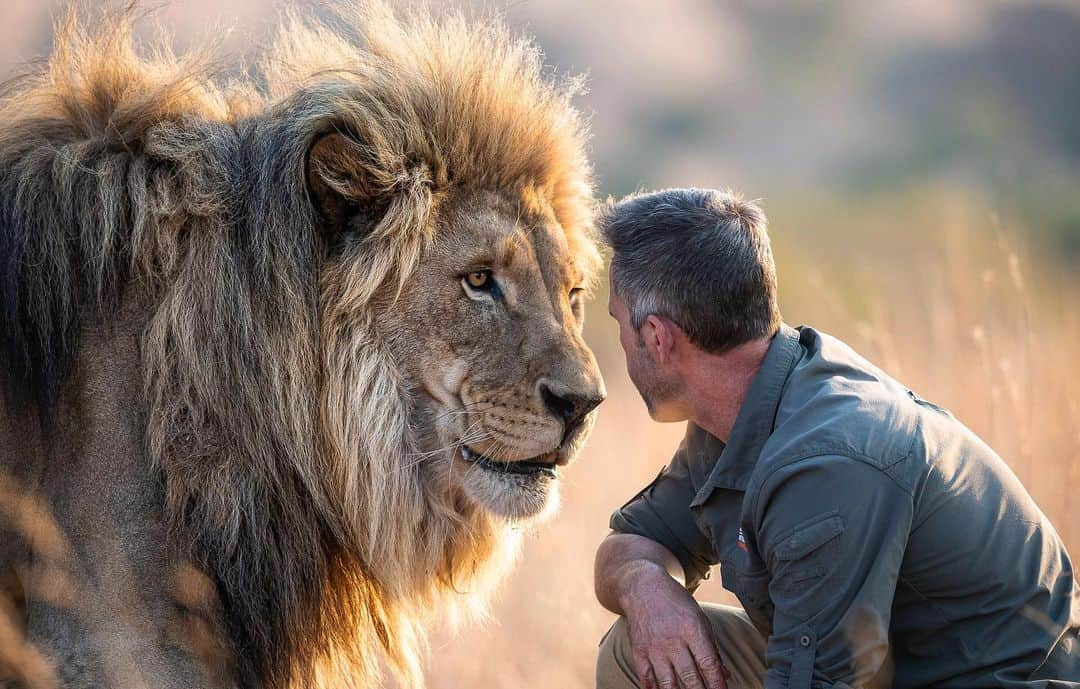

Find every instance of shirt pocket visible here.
[774,512,844,562]
[770,512,845,602]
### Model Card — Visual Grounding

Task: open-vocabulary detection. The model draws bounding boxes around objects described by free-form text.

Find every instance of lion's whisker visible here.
[430,402,498,422]
[399,420,494,472]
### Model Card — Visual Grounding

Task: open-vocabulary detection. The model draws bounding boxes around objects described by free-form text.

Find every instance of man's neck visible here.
[683,336,772,443]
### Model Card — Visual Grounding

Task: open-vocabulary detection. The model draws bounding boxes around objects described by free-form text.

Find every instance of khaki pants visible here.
[597,604,767,689]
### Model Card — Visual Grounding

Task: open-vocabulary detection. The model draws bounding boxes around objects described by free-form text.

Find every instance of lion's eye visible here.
[465,270,492,290]
[462,269,500,300]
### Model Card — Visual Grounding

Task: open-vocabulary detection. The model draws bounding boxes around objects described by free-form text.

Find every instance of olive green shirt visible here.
[611,324,1079,688]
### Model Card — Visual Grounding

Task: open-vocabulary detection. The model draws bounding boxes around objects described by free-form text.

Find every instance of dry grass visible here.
[425,193,1080,688]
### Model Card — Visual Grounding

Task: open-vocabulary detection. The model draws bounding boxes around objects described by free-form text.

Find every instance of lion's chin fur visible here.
[461,469,562,523]
[0,2,595,688]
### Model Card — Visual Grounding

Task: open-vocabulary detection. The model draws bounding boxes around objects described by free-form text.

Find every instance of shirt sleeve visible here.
[751,455,914,689]
[609,432,718,590]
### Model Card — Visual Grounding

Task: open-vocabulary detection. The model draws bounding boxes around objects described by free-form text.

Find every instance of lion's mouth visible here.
[460,445,558,478]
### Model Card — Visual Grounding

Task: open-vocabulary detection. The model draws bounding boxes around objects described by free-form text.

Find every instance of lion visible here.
[0,3,604,688]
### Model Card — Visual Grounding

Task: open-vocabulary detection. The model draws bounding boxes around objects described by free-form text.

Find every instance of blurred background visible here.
[3,1,1078,687]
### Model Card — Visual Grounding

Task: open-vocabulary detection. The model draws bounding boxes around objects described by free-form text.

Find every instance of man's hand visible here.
[595,532,729,689]
[621,563,730,689]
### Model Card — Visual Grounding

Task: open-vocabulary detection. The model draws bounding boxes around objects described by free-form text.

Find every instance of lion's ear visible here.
[306,132,385,241]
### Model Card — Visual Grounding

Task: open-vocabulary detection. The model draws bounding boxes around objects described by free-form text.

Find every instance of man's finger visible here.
[648,655,678,689]
[688,639,727,689]
[670,646,706,689]
[636,656,657,689]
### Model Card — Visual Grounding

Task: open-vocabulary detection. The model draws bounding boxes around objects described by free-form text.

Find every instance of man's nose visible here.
[539,382,606,442]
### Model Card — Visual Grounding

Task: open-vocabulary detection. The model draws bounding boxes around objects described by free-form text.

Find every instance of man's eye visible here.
[463,269,493,291]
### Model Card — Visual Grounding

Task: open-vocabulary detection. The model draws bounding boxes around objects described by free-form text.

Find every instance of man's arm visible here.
[595,532,729,689]
[597,427,727,689]
[752,455,914,689]
[595,531,687,615]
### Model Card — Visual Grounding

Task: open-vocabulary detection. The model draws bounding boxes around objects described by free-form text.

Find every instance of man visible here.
[593,188,1079,689]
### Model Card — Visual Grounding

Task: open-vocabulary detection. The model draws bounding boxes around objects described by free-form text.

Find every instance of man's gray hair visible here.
[599,188,781,353]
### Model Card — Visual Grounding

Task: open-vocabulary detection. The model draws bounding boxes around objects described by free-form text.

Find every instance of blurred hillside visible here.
[3,1,1080,256]
[1,3,1077,688]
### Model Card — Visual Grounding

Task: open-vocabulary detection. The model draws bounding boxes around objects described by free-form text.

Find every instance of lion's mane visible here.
[0,3,593,687]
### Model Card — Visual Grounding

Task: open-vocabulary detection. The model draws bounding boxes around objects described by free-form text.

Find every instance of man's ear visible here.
[306,132,385,242]
[643,314,674,366]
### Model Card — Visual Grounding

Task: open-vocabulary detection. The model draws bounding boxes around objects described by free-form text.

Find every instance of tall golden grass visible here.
[425,191,1080,688]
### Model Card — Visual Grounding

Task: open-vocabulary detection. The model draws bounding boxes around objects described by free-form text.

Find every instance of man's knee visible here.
[700,604,767,688]
[598,616,629,661]
[596,617,638,689]
[595,606,766,689]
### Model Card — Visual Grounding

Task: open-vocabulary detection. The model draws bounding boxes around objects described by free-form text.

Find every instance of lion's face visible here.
[372,189,604,521]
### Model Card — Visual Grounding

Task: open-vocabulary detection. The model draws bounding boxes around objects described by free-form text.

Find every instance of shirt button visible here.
[799,635,812,647]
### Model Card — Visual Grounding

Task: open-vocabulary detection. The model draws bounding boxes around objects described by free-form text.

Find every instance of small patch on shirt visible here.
[737,527,748,551]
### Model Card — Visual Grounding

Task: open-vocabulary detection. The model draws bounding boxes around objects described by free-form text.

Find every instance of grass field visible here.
[425,191,1080,688]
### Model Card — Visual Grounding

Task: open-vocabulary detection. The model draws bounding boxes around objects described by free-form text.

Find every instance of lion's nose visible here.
[540,383,605,442]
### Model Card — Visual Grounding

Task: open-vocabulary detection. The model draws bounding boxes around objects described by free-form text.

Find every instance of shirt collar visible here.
[690,323,802,505]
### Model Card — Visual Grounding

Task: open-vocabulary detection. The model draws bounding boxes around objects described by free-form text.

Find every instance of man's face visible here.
[608,279,684,421]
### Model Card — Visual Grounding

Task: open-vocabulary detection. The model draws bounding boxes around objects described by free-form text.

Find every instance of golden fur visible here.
[0,3,600,687]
